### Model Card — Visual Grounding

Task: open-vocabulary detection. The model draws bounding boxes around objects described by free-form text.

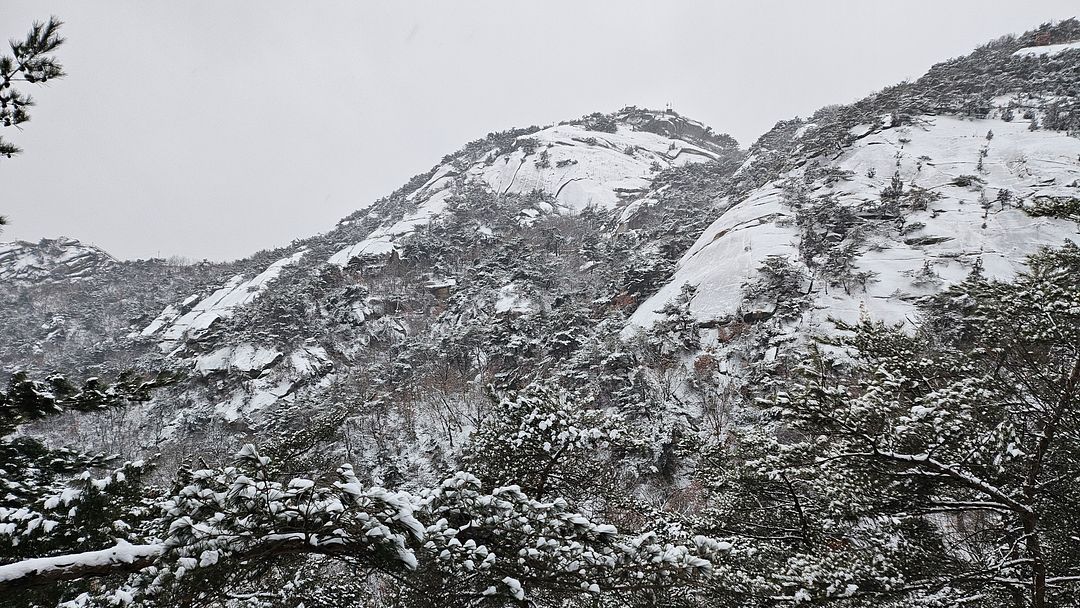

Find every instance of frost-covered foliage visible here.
[0,373,175,606]
[711,244,1080,607]
[1026,195,1080,222]
[0,17,65,159]
[790,189,871,293]
[575,111,618,133]
[463,384,627,501]
[741,256,809,321]
[648,283,701,356]
[11,245,1080,607]
[1,442,729,608]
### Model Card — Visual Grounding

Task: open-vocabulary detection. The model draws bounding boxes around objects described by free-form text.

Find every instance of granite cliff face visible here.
[0,237,115,284]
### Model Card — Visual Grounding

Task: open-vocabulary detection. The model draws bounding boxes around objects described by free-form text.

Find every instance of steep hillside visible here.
[0,243,230,374]
[633,114,1080,327]
[0,237,115,284]
[1,107,744,469]
[328,109,729,266]
[621,25,1080,401]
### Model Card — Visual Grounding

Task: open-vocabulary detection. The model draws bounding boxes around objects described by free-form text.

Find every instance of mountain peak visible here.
[579,106,739,153]
[0,236,116,284]
[326,108,743,267]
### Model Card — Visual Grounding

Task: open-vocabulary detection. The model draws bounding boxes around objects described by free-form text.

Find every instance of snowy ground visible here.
[0,237,115,284]
[330,120,719,268]
[142,249,307,346]
[1012,40,1080,57]
[630,114,1080,330]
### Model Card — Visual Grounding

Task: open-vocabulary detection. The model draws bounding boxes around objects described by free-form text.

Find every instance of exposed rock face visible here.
[630,114,1080,330]
[327,108,737,268]
[0,237,116,285]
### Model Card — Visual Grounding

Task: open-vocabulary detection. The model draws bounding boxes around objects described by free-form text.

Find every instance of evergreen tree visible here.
[0,17,64,159]
[649,283,700,356]
[716,244,1080,607]
[0,372,176,607]
[0,17,64,234]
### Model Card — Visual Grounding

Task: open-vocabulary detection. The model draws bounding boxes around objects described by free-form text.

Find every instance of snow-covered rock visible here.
[631,114,1080,330]
[143,249,307,345]
[195,344,283,376]
[0,237,116,284]
[494,283,535,315]
[1012,40,1080,57]
[330,109,730,267]
[474,123,718,210]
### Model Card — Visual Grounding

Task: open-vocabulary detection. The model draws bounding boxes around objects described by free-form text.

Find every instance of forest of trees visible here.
[4,244,1079,607]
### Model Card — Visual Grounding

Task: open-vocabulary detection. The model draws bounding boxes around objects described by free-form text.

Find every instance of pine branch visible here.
[0,137,19,158]
[0,541,163,592]
[0,16,64,160]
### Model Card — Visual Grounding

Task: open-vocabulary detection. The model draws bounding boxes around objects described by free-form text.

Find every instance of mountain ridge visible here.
[0,237,116,284]
[1,19,1078,477]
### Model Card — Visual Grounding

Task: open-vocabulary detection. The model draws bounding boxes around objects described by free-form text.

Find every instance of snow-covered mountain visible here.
[2,21,1080,489]
[0,237,116,284]
[632,113,1080,329]
[138,108,733,352]
[329,109,729,266]
[0,107,743,464]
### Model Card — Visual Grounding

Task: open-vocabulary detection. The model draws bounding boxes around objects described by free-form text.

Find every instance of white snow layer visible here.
[195,344,283,375]
[142,249,307,343]
[0,237,115,283]
[209,344,331,422]
[630,115,1080,330]
[0,540,162,584]
[1012,40,1080,57]
[329,123,718,266]
[494,283,535,314]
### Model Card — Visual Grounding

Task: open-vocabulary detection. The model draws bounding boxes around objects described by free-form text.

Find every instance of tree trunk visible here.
[1019,358,1080,608]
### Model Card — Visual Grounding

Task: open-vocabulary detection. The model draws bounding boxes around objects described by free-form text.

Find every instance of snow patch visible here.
[1012,40,1080,57]
[143,249,307,344]
[0,540,162,584]
[195,344,283,375]
[328,122,719,267]
[630,115,1080,332]
[494,284,534,315]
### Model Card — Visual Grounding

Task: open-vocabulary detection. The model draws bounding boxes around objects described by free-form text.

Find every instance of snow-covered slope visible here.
[142,249,307,348]
[119,108,739,426]
[0,237,116,284]
[631,113,1080,331]
[329,109,730,267]
[5,20,1080,475]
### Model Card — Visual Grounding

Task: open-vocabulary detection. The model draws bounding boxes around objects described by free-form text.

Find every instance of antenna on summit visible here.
[665,102,673,115]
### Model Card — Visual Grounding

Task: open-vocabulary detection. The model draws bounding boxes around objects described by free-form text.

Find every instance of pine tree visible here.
[0,17,64,236]
[731,244,1080,607]
[0,372,176,606]
[462,383,626,501]
[649,283,701,356]
[0,17,64,159]
[742,255,809,321]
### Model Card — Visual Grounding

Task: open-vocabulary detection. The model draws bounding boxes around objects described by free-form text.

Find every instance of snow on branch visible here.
[0,540,163,592]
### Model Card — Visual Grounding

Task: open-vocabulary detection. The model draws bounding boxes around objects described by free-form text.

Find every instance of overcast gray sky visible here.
[1,1,1077,261]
